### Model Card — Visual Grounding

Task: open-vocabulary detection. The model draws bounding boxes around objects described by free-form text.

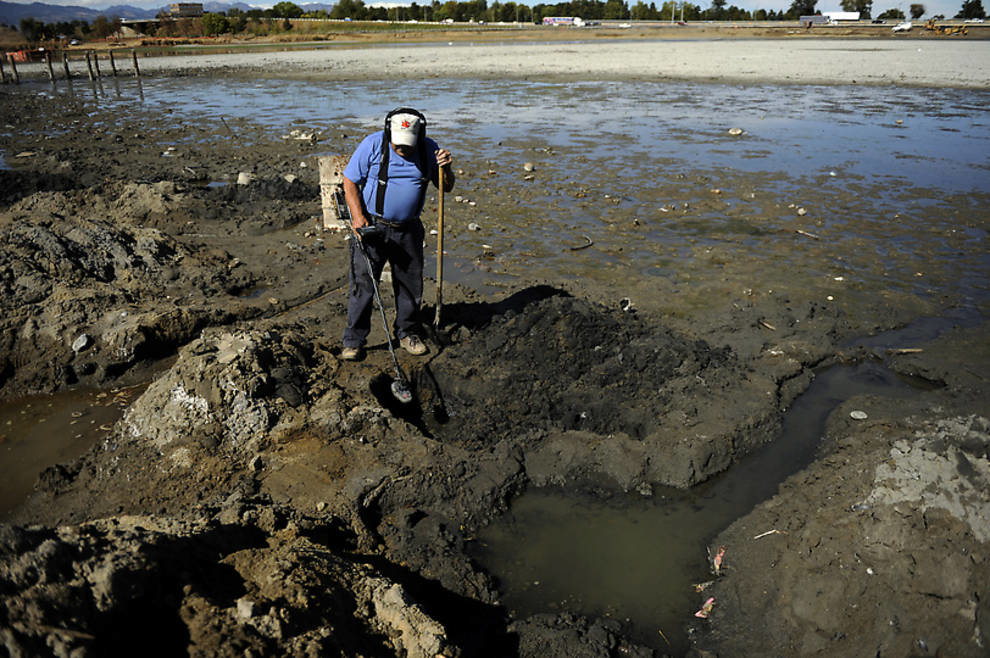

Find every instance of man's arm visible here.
[342,175,368,235]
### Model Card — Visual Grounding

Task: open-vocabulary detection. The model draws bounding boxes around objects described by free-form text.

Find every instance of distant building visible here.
[542,16,586,27]
[169,3,204,18]
[822,11,861,21]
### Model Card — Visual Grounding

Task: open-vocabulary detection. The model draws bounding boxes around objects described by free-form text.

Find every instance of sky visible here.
[3,0,968,22]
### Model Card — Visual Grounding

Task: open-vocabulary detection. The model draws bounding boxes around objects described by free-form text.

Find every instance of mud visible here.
[1,62,988,658]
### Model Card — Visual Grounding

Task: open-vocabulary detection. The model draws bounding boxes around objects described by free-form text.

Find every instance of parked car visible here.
[963,17,985,22]
[892,20,912,31]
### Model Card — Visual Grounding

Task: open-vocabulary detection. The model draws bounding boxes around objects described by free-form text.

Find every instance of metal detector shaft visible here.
[354,234,411,396]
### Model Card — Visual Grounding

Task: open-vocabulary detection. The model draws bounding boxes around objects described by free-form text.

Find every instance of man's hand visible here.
[435,149,455,192]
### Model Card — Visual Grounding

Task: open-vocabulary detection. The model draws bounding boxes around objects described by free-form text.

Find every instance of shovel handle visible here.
[433,168,445,329]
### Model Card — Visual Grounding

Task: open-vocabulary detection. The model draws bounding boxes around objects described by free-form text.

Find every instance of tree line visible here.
[13,0,986,43]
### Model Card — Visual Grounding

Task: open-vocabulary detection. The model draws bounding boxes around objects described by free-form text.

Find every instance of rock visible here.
[523,162,535,172]
[72,333,91,353]
[728,128,744,136]
[468,223,480,232]
[797,207,808,216]
[237,172,255,185]
[236,597,256,619]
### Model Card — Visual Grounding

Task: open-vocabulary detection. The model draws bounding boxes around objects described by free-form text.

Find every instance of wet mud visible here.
[1,72,988,658]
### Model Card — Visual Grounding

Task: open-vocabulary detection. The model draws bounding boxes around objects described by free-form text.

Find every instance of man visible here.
[340,108,455,361]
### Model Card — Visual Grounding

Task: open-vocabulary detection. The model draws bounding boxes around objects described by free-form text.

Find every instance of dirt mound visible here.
[425,292,799,488]
[0,507,458,658]
[0,206,256,396]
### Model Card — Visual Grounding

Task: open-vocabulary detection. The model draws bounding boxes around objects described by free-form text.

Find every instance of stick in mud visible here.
[46,52,55,82]
[8,55,19,84]
[0,56,5,84]
[62,52,70,80]
[85,52,95,81]
[131,49,140,77]
[91,51,101,78]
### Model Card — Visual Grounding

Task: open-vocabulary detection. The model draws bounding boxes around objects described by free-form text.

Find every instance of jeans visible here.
[343,219,425,348]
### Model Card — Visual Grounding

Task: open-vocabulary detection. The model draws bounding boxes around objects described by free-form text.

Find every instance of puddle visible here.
[0,386,144,519]
[472,358,932,654]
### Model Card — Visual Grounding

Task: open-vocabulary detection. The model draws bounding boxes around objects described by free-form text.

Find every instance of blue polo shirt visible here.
[344,131,440,223]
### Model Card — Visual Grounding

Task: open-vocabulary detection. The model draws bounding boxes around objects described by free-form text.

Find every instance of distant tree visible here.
[90,15,121,38]
[787,0,817,17]
[201,12,230,35]
[876,7,905,18]
[227,8,247,31]
[603,0,629,18]
[19,17,44,41]
[840,0,872,18]
[909,3,925,16]
[956,0,986,17]
[272,2,304,18]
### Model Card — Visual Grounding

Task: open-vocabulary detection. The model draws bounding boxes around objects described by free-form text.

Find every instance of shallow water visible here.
[43,77,990,193]
[32,76,988,311]
[0,387,142,519]
[472,359,928,654]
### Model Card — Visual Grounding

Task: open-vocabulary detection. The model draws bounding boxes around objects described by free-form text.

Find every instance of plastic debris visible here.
[711,545,726,575]
[695,597,715,619]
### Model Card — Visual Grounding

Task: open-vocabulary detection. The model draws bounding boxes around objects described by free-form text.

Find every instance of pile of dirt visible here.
[0,202,256,395]
[0,508,458,658]
[425,292,810,488]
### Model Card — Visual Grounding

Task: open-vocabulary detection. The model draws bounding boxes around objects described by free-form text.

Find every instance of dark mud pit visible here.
[1,73,989,658]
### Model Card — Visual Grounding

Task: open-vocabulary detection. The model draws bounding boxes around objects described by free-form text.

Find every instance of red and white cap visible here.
[389,112,423,146]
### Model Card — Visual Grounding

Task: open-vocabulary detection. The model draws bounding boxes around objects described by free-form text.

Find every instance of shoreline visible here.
[8,37,990,89]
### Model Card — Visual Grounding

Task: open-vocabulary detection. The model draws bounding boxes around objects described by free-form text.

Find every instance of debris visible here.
[710,545,726,575]
[693,581,714,592]
[569,235,594,251]
[753,529,787,540]
[728,128,744,136]
[15,151,37,158]
[657,627,671,647]
[758,320,776,331]
[795,229,820,240]
[850,410,868,420]
[694,597,715,619]
[620,298,634,312]
[236,172,255,185]
[887,348,923,355]
[523,162,535,172]
[468,223,480,232]
[796,207,807,216]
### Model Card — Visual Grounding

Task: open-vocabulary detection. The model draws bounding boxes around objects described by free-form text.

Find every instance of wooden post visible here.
[317,155,349,231]
[62,52,70,79]
[85,51,95,80]
[108,50,117,76]
[8,55,19,84]
[46,51,56,82]
[91,50,101,78]
[131,49,140,77]
[0,56,6,84]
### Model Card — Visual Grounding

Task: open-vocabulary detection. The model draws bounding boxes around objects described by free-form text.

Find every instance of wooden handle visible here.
[433,168,445,329]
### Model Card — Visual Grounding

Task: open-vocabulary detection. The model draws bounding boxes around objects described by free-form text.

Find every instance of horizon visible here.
[0,0,970,23]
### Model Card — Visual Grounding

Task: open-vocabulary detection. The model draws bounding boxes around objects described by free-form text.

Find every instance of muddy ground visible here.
[0,71,988,658]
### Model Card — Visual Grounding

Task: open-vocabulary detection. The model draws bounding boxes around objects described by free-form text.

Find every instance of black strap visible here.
[375,107,429,218]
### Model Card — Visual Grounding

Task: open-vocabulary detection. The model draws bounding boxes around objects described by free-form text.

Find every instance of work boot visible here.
[341,345,364,361]
[399,335,428,356]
